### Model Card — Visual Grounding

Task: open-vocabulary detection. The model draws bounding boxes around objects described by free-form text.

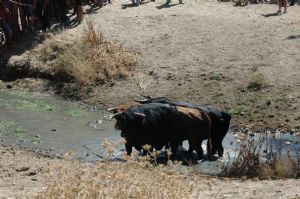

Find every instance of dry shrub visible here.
[37,20,136,86]
[247,73,269,91]
[221,132,300,179]
[221,133,262,178]
[36,141,193,199]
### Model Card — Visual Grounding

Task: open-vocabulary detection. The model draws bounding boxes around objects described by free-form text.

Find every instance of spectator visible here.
[289,0,295,6]
[53,0,68,25]
[277,0,287,14]
[75,0,83,22]
[9,0,21,38]
[33,0,50,31]
[21,0,35,32]
[0,0,13,44]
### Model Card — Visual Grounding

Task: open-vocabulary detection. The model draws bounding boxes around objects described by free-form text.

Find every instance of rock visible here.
[27,171,38,176]
[16,166,30,172]
[6,84,13,89]
[149,70,154,76]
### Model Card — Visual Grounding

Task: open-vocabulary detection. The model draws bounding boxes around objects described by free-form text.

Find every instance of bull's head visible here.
[110,111,146,138]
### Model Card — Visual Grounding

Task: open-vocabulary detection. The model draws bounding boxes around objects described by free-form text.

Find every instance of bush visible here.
[220,131,300,179]
[36,20,137,87]
[247,73,269,91]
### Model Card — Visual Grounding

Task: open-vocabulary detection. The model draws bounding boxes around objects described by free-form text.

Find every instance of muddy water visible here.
[0,90,119,161]
[0,90,299,175]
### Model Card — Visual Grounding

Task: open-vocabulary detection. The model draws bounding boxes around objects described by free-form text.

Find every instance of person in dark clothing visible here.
[289,0,295,6]
[0,0,12,44]
[33,0,50,31]
[53,0,68,24]
[75,0,83,21]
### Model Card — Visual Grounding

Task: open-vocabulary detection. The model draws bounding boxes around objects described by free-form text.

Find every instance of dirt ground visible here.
[4,0,300,132]
[83,0,300,132]
[1,0,300,197]
[0,144,300,198]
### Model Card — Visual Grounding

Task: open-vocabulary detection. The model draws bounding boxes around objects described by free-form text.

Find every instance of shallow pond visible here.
[0,90,299,175]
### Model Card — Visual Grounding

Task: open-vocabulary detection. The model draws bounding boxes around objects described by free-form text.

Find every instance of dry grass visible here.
[34,134,300,198]
[36,20,137,86]
[247,73,269,91]
[36,140,194,199]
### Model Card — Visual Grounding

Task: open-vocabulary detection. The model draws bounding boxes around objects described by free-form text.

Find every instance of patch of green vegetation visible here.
[31,134,41,144]
[8,100,56,112]
[65,109,86,117]
[229,107,245,116]
[0,120,25,138]
[7,90,32,98]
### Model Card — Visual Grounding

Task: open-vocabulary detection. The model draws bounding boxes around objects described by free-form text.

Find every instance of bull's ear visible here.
[133,112,145,118]
[109,112,123,120]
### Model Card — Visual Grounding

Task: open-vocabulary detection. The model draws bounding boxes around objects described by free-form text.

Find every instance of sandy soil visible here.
[0,145,64,198]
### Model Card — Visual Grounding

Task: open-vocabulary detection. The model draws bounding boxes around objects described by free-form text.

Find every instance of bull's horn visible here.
[133,98,149,103]
[133,112,145,118]
[109,112,122,121]
[107,107,118,112]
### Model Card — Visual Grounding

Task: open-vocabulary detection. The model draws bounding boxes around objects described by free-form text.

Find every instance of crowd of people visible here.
[0,0,108,51]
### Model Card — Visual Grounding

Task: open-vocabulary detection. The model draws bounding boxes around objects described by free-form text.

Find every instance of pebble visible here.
[16,166,30,172]
[27,171,38,176]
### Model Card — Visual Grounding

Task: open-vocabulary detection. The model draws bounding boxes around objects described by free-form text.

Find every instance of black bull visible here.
[111,103,212,159]
[135,96,231,157]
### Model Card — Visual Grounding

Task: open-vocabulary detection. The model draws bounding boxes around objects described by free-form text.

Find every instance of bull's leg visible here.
[125,143,132,155]
[169,141,180,160]
[195,145,204,160]
[206,138,213,160]
[211,139,217,155]
[216,143,224,157]
[187,146,195,161]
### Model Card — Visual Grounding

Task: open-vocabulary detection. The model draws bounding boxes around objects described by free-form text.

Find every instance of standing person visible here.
[53,0,68,25]
[21,0,35,32]
[33,0,50,31]
[277,0,287,14]
[0,0,13,45]
[289,0,295,6]
[75,0,83,22]
[9,0,21,39]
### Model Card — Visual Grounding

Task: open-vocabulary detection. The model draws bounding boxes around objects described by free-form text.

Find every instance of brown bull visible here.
[176,106,212,159]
